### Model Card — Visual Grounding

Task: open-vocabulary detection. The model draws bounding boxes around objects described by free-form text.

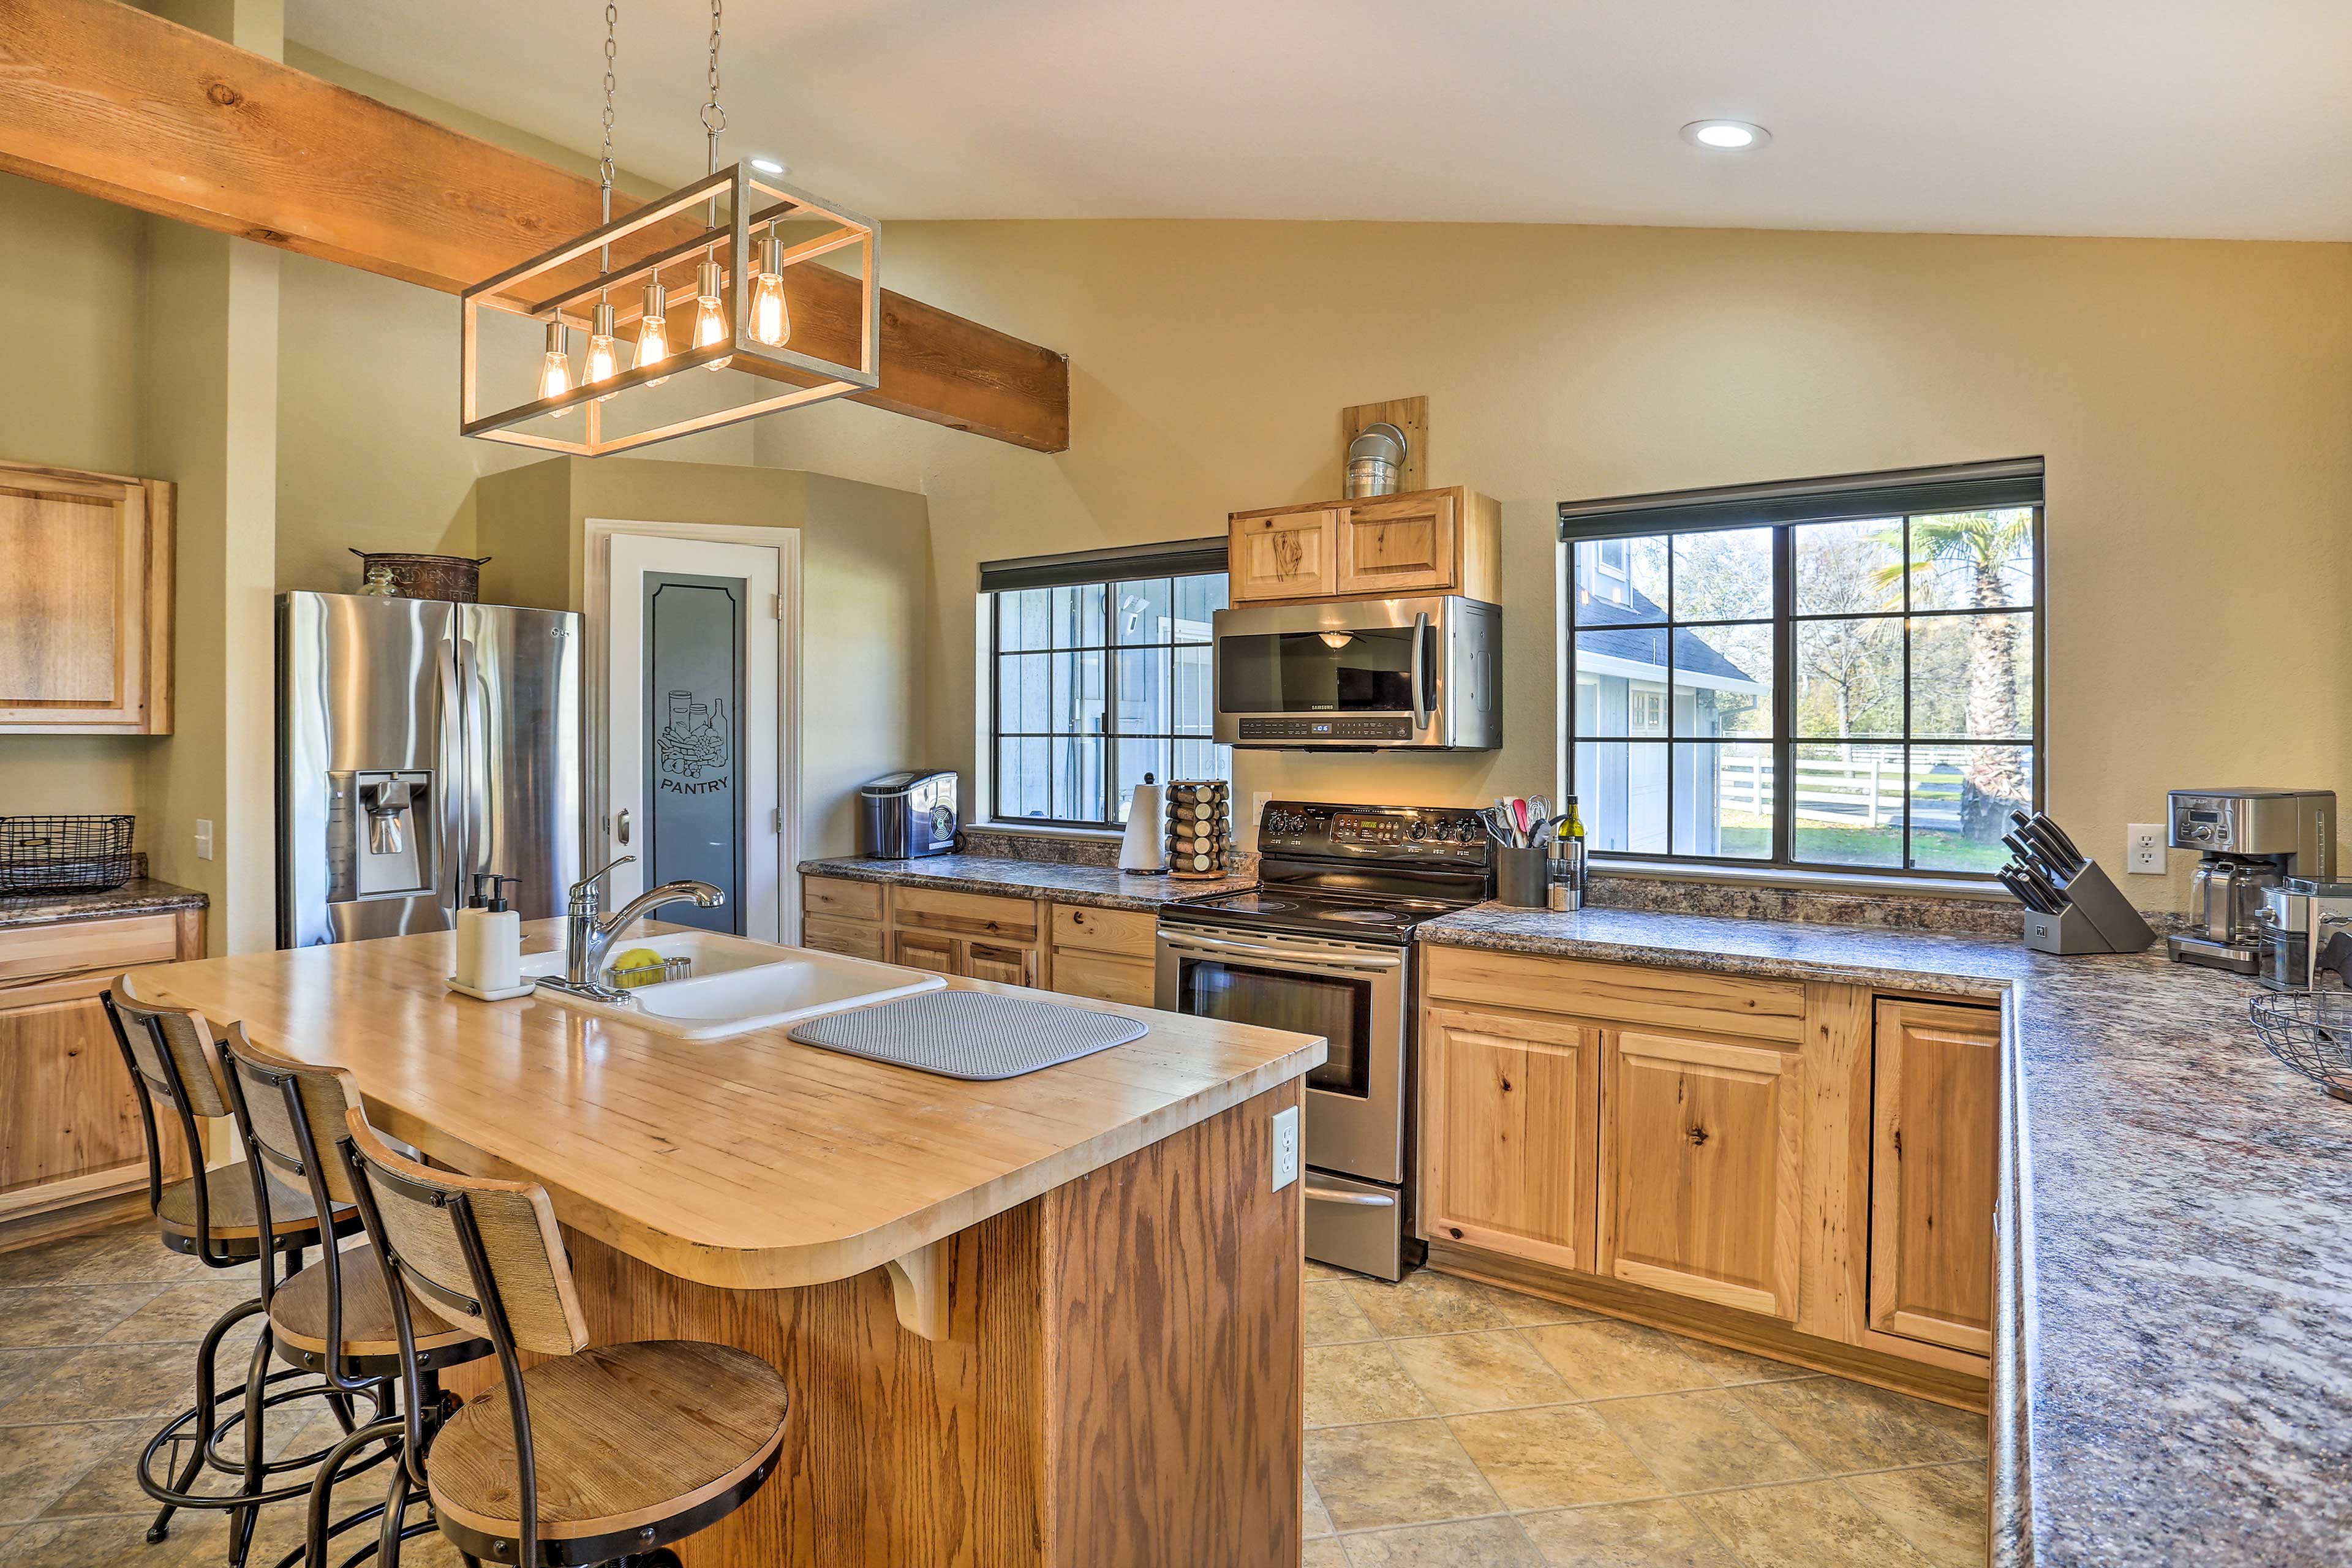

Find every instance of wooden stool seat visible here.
[270,1245,484,1362]
[427,1341,789,1547]
[155,1161,351,1245]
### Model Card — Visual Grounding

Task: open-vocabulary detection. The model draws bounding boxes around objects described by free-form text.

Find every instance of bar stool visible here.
[101,977,375,1558]
[215,1024,493,1568]
[340,1110,791,1568]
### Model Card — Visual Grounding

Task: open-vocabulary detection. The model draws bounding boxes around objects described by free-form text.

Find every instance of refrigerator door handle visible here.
[438,620,469,925]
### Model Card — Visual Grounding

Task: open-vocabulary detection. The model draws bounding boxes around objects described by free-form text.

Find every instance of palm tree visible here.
[1877,511,2032,839]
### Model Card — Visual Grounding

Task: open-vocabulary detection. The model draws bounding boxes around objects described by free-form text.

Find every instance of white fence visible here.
[1719,748,1964,831]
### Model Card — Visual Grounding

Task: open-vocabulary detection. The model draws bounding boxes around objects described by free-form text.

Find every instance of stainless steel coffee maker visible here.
[2166,788,2335,974]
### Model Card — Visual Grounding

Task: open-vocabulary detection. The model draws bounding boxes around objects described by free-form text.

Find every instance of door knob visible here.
[617,807,631,846]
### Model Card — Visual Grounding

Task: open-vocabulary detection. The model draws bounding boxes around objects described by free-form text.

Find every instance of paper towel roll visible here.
[1120,778,1166,872]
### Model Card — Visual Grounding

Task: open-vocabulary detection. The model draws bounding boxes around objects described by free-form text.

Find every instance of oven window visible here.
[1175,957,1372,1099]
[1217,627,1427,715]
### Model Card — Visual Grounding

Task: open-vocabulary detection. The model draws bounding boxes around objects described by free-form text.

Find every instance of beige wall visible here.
[477,457,932,861]
[749,221,2352,906]
[0,175,157,816]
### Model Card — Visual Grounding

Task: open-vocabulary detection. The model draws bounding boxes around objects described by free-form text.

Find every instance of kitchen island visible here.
[132,922,1325,1568]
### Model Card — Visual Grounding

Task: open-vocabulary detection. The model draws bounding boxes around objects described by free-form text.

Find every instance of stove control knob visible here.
[1408,821,1428,841]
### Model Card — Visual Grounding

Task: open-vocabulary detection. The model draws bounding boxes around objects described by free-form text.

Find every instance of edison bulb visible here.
[537,320,572,416]
[585,300,622,401]
[693,258,731,370]
[635,281,671,386]
[747,233,790,347]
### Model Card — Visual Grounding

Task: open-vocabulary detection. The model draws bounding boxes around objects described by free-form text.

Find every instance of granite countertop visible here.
[0,876,209,932]
[1423,902,2352,1567]
[799,853,1256,911]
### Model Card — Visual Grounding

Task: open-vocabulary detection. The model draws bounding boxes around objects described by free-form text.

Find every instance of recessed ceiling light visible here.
[1681,119,1771,151]
[750,156,787,175]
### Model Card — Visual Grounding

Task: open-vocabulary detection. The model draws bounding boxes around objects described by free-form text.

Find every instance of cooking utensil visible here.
[1511,799,1531,839]
[2018,862,2069,912]
[2034,813,2086,868]
[2010,812,2081,875]
[1998,865,2054,913]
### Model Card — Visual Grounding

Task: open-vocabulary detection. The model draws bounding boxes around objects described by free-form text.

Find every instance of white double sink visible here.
[518,930,944,1041]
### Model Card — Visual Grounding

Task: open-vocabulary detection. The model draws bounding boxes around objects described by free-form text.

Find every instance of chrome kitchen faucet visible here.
[538,853,725,1005]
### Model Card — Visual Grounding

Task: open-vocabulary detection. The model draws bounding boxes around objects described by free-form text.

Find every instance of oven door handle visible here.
[1305,1185,1397,1208]
[1409,610,1431,731]
[1158,932,1404,973]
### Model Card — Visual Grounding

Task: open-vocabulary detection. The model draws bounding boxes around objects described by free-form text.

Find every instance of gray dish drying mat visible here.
[786,990,1147,1080]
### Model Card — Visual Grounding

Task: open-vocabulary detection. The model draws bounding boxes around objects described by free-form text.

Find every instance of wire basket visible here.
[0,815,136,895]
[2247,989,2352,1103]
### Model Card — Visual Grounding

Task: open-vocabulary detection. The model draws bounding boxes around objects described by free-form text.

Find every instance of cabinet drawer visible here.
[1423,946,1805,1044]
[0,913,181,990]
[802,915,886,962]
[1049,902,1156,959]
[894,886,1040,943]
[1050,950,1156,1008]
[802,876,884,924]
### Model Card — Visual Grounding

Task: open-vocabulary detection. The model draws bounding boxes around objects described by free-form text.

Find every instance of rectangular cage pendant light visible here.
[460,161,878,457]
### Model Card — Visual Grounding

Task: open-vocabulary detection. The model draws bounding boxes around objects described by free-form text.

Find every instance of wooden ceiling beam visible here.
[0,0,1069,452]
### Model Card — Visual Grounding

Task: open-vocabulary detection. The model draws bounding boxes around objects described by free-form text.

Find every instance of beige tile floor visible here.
[2,1220,1985,1568]
[1302,1261,1989,1567]
[0,1221,468,1568]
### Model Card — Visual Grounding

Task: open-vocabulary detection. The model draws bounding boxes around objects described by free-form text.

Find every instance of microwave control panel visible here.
[1237,717,1412,742]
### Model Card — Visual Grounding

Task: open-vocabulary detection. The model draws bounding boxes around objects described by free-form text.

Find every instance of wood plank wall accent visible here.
[447,1082,1305,1567]
[0,0,1070,453]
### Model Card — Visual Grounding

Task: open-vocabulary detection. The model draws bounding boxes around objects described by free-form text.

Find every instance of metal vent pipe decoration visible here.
[459,0,878,457]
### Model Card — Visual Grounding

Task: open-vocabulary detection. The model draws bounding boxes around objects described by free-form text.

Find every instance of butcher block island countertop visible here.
[135,921,1326,1568]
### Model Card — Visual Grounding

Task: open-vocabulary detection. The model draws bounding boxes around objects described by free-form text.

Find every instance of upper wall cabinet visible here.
[0,461,174,734]
[1228,485,1501,606]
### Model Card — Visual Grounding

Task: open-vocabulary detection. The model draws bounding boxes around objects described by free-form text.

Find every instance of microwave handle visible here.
[1409,611,1431,730]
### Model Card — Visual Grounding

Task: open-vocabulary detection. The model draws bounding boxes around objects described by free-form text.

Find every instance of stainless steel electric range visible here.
[1155,799,1494,1280]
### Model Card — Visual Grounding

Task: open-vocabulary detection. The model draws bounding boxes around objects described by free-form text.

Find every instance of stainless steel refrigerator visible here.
[278,592,581,949]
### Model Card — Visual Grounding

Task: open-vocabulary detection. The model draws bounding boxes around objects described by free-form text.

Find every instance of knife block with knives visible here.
[2002,810,2157,956]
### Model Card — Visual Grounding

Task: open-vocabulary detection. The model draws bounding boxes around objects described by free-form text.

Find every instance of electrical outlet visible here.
[2128,823,2165,875]
[1251,791,1274,841]
[1270,1106,1300,1192]
[194,820,214,862]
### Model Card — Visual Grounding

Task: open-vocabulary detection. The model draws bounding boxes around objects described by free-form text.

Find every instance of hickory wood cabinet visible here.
[1419,943,1999,1405]
[799,876,1158,1004]
[0,460,175,733]
[0,908,204,1238]
[1227,485,1502,606]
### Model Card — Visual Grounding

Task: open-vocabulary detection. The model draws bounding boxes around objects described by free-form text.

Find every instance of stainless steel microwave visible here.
[1212,595,1501,750]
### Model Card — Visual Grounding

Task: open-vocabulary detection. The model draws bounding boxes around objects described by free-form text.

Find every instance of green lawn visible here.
[1717,815,2009,873]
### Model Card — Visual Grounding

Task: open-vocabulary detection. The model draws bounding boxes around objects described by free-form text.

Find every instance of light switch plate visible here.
[194,820,214,862]
[2127,823,2165,875]
[1270,1106,1300,1192]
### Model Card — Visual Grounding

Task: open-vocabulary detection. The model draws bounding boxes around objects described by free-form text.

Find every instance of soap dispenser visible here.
[451,874,529,1000]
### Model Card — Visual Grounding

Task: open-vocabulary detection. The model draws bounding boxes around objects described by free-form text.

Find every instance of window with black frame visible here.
[1560,460,2043,876]
[981,540,1232,829]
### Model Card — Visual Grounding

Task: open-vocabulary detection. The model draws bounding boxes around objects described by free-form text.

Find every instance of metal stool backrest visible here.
[339,1109,590,1568]
[216,1023,371,1389]
[102,974,237,1265]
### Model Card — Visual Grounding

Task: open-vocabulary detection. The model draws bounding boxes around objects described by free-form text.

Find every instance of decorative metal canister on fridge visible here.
[1164,780,1232,879]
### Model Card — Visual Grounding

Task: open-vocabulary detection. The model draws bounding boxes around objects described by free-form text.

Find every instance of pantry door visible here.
[597,526,793,943]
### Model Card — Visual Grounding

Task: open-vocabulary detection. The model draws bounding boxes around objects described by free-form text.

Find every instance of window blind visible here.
[1558,458,2044,540]
[978,538,1229,594]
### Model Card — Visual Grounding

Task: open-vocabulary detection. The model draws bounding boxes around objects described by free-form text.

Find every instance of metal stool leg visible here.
[375,1460,411,1568]
[146,1294,262,1541]
[298,1415,403,1568]
[227,1321,275,1568]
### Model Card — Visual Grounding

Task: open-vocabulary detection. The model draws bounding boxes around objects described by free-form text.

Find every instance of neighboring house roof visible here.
[1574,584,1755,682]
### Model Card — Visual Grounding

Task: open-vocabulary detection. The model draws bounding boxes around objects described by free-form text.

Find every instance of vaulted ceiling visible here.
[287,0,2352,241]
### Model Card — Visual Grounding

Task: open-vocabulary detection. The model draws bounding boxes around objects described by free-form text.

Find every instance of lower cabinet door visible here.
[0,994,162,1198]
[1049,950,1155,1007]
[1599,1028,1801,1319]
[1868,999,1999,1356]
[1421,1006,1598,1273]
[891,930,960,977]
[965,941,1038,989]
